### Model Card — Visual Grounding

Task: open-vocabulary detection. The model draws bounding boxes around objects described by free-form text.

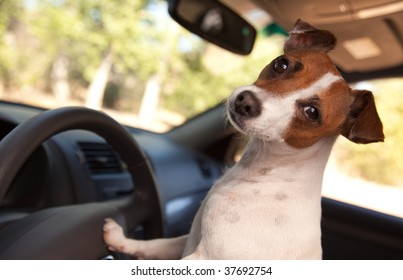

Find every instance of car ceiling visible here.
[246,0,403,79]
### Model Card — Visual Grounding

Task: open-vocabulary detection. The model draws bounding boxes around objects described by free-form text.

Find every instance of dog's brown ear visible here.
[284,19,337,53]
[342,90,384,144]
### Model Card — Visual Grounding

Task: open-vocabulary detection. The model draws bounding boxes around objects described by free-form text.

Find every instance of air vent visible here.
[78,142,123,174]
[196,158,212,178]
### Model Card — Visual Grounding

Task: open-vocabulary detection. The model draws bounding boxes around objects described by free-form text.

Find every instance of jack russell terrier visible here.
[103,19,384,259]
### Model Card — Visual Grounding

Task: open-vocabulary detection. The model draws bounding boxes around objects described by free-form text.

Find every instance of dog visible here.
[103,19,384,259]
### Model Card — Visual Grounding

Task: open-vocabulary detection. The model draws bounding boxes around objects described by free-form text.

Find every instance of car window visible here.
[323,78,403,218]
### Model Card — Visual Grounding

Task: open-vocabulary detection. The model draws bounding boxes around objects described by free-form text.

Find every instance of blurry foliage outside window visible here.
[0,0,402,216]
[335,79,403,187]
[0,0,283,130]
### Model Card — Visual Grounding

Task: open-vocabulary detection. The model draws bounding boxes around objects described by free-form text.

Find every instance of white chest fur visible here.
[182,137,336,259]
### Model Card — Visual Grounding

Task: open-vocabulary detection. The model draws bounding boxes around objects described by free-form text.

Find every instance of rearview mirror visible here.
[168,0,256,55]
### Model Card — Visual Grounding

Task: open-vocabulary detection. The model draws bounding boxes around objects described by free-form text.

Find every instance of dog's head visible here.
[227,19,384,148]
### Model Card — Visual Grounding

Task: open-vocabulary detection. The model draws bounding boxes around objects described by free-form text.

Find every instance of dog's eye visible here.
[303,106,319,121]
[273,58,288,73]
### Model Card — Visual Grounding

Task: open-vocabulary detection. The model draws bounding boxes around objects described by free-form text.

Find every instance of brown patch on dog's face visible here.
[254,50,340,98]
[284,82,354,148]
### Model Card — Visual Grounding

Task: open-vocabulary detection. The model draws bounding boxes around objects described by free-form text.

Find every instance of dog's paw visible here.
[103,218,128,252]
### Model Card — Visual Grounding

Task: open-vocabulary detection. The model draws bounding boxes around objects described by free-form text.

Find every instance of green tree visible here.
[0,0,210,116]
[27,0,157,108]
[0,0,26,89]
[163,34,285,117]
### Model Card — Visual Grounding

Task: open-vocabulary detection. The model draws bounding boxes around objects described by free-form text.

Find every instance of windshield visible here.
[0,0,283,132]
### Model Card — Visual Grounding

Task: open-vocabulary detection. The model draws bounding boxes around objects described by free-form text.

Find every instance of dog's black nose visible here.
[234,91,261,117]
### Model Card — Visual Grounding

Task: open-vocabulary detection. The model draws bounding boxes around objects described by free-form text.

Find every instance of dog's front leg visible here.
[103,218,188,259]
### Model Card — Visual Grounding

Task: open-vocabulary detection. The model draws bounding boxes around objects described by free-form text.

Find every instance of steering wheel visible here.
[0,107,163,259]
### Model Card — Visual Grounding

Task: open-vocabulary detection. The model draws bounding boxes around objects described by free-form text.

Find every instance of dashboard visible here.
[0,102,223,237]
